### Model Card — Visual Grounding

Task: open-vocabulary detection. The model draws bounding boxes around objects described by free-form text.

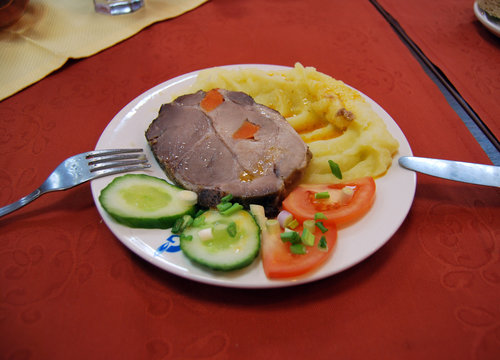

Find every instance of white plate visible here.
[91,65,416,288]
[474,1,500,37]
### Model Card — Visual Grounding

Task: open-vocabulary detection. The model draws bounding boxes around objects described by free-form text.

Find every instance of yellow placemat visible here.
[0,0,209,101]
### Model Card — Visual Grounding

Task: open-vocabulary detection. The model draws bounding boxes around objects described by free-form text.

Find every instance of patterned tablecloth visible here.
[1,0,499,359]
[0,0,208,100]
[378,0,500,142]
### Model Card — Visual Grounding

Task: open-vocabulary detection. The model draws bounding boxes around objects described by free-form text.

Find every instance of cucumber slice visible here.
[180,209,260,271]
[99,174,197,229]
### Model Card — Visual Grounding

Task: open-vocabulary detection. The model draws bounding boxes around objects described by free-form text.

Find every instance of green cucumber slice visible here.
[99,174,197,228]
[180,209,260,271]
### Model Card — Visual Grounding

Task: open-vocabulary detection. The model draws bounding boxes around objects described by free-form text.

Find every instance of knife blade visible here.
[398,156,500,187]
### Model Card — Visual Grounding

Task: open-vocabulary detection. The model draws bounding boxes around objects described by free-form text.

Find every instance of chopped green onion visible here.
[194,209,205,218]
[314,212,327,221]
[220,194,234,203]
[318,236,328,251]
[220,203,244,216]
[216,202,232,212]
[290,243,307,255]
[301,228,315,246]
[172,215,193,234]
[303,219,316,234]
[172,217,183,234]
[315,221,328,233]
[227,221,237,237]
[287,218,299,229]
[250,204,266,227]
[328,160,342,179]
[342,186,354,196]
[266,219,281,235]
[304,219,316,231]
[280,231,301,244]
[192,215,206,227]
[277,210,294,228]
[185,215,194,226]
[314,191,330,199]
[180,233,193,242]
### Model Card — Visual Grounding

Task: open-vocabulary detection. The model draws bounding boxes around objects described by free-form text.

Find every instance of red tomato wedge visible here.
[261,225,337,279]
[282,177,376,226]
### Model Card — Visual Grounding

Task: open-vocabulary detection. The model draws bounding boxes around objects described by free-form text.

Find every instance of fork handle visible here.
[0,188,43,218]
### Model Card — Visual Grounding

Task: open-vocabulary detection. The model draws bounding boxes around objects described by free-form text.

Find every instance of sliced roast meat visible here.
[145,89,312,215]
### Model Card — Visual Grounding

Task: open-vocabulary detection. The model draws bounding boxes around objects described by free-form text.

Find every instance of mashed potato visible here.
[190,63,399,184]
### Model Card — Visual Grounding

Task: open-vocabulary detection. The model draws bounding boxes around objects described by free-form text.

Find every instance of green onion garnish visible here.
[220,203,243,216]
[194,209,205,218]
[301,228,315,246]
[314,212,327,221]
[184,215,194,227]
[220,194,234,203]
[172,215,193,234]
[180,233,193,242]
[171,217,183,234]
[328,160,342,179]
[315,221,328,233]
[318,236,328,251]
[216,202,232,212]
[266,219,281,235]
[280,231,301,244]
[314,191,330,199]
[227,221,237,237]
[192,215,206,227]
[290,243,307,255]
[287,218,299,229]
[303,219,316,233]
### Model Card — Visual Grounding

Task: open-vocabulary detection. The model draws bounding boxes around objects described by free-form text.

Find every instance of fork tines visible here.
[87,148,151,174]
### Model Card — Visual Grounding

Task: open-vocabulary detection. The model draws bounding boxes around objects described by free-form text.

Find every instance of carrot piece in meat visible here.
[200,89,224,111]
[233,120,260,139]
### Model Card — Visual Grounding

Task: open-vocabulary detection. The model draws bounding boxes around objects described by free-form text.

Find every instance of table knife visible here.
[398,156,500,187]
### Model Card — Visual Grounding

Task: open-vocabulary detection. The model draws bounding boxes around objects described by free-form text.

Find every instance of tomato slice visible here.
[282,177,376,226]
[261,225,337,279]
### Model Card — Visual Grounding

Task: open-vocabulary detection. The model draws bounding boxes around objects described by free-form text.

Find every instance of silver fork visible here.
[0,149,151,218]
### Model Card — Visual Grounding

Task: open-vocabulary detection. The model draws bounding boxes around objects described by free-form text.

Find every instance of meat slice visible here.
[145,89,312,215]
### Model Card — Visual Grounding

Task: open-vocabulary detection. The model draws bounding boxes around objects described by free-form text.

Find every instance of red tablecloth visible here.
[1,0,499,359]
[378,0,500,142]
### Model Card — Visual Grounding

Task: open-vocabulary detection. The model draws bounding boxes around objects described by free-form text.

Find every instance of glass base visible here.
[94,0,144,15]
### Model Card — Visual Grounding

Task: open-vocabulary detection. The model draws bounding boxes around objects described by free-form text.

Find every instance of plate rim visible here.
[474,1,500,37]
[91,64,416,289]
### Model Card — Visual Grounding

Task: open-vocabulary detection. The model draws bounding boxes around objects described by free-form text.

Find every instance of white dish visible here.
[474,1,500,37]
[91,64,416,288]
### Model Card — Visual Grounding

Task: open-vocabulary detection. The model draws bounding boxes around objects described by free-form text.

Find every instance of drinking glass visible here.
[0,0,29,27]
[94,0,144,15]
